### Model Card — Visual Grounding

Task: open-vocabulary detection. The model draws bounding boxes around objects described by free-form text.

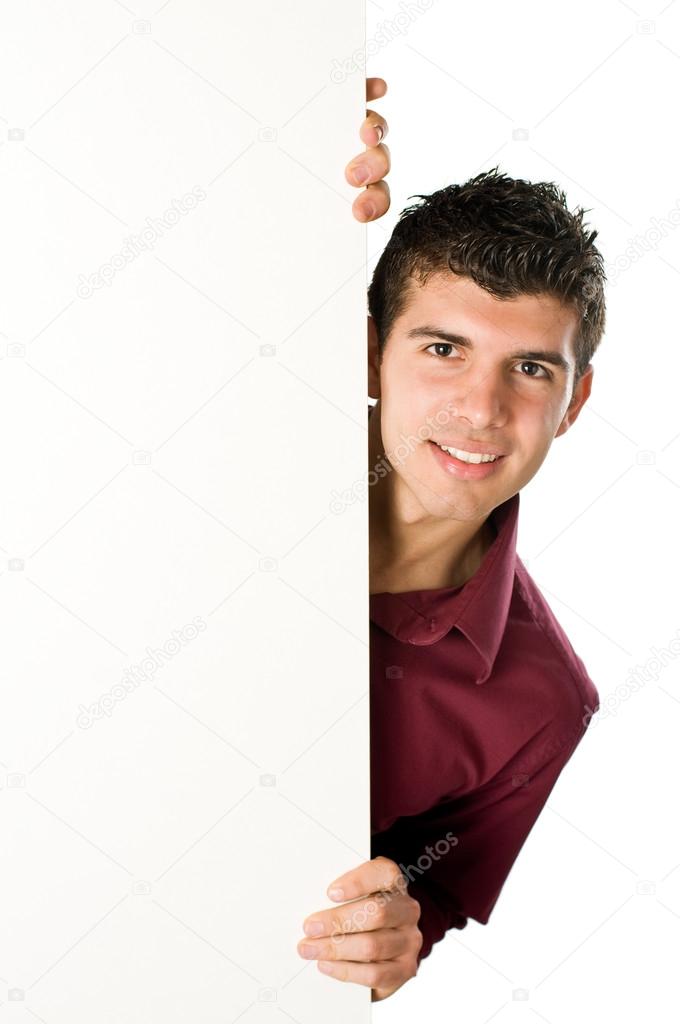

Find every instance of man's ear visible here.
[367,315,381,400]
[554,363,594,439]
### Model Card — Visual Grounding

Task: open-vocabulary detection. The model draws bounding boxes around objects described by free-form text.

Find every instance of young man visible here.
[299,84,604,1003]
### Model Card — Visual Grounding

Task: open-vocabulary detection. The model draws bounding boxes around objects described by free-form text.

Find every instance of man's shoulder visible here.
[510,555,600,732]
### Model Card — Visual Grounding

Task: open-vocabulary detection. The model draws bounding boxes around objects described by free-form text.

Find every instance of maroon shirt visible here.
[370,476,600,963]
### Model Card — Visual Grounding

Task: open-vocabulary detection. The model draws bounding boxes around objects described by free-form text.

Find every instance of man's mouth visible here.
[427,439,508,479]
[430,441,504,465]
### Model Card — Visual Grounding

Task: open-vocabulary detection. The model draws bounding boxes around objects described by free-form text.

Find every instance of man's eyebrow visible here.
[405,326,571,372]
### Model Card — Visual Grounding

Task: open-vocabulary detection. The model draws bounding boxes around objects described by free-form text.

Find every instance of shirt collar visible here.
[370,490,520,685]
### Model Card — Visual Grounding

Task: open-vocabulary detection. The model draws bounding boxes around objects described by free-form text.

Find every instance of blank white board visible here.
[0,2,370,1019]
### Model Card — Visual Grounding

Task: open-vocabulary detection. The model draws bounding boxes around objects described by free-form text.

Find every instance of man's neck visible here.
[368,401,497,595]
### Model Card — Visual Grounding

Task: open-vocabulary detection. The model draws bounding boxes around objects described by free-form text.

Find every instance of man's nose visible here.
[451,369,507,430]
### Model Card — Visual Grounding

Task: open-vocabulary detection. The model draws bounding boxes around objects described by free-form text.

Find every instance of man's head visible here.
[366,167,606,522]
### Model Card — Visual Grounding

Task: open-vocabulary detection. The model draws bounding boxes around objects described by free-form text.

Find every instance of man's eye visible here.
[425,342,459,358]
[515,361,551,380]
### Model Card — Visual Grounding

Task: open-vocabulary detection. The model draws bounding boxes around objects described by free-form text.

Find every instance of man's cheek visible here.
[515,441,551,487]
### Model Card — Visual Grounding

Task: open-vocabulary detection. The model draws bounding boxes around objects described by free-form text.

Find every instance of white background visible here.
[0,1,371,1021]
[368,0,680,1021]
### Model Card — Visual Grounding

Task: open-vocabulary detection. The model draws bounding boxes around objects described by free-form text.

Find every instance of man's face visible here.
[367,271,593,522]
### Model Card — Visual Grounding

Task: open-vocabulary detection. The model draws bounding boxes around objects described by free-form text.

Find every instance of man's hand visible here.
[347,78,391,222]
[297,855,423,1002]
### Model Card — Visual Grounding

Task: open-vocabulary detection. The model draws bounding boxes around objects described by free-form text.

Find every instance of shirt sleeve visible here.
[371,724,589,963]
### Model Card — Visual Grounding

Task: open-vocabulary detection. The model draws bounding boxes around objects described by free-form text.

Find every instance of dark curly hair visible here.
[367,167,606,386]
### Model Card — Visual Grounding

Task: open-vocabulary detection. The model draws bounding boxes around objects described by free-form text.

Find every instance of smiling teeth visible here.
[436,443,500,464]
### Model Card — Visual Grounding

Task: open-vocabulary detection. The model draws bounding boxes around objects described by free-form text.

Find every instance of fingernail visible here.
[353,164,370,184]
[299,944,318,958]
[304,920,324,937]
[328,887,344,901]
[363,204,376,220]
[318,961,334,974]
[374,125,384,143]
